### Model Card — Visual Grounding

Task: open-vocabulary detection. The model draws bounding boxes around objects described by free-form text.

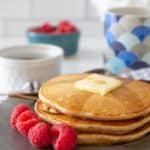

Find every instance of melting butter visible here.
[75,74,122,96]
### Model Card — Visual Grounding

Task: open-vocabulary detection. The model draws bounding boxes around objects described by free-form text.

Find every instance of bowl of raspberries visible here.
[27,21,80,56]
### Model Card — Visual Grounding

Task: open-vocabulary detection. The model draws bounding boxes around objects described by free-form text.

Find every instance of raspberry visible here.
[57,20,71,34]
[17,110,37,123]
[54,27,65,34]
[10,104,30,129]
[64,25,77,33]
[41,22,53,33]
[53,29,61,35]
[30,27,42,33]
[59,20,70,28]
[28,122,52,148]
[52,124,77,150]
[17,118,39,137]
[16,110,38,136]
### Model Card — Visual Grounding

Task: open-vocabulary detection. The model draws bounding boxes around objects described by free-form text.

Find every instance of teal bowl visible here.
[27,29,80,56]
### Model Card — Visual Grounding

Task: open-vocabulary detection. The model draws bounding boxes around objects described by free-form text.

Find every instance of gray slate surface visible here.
[0,98,150,150]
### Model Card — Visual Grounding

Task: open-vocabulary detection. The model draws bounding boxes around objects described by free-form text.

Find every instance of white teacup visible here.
[0,44,63,93]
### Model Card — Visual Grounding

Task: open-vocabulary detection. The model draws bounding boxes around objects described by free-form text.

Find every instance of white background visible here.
[0,0,102,40]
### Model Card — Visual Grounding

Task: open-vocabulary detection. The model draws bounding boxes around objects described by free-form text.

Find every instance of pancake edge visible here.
[35,100,150,135]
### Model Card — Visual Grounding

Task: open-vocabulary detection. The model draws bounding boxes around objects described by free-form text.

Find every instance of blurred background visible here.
[0,0,101,43]
[0,0,149,93]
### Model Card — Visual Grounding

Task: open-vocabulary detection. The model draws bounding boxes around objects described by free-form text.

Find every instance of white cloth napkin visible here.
[119,67,150,81]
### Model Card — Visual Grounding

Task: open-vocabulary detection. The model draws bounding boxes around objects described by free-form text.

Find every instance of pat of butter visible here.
[75,74,122,96]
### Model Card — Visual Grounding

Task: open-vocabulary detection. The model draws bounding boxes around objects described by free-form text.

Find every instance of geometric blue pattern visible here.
[104,14,121,31]
[132,25,150,42]
[118,51,139,66]
[129,61,150,70]
[104,12,150,74]
[110,41,126,55]
[105,57,127,75]
[105,31,116,46]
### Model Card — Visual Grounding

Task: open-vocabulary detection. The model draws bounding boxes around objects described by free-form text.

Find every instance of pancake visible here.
[35,101,150,145]
[39,74,150,121]
[77,123,150,145]
[35,100,150,135]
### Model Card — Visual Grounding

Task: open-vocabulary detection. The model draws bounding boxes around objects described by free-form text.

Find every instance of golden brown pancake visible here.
[77,123,150,145]
[35,101,150,145]
[39,74,150,121]
[35,100,150,135]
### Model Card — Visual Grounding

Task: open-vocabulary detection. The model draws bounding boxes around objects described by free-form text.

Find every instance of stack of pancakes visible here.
[35,74,150,145]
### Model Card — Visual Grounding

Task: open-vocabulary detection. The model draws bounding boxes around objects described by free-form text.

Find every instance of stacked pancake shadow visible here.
[35,74,150,145]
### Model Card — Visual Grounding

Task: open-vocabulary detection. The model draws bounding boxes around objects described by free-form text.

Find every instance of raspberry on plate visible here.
[28,122,52,148]
[17,118,39,137]
[52,124,77,150]
[16,110,38,136]
[17,110,37,123]
[10,104,30,129]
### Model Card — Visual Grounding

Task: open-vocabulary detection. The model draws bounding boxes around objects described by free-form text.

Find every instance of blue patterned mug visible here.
[104,7,150,68]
